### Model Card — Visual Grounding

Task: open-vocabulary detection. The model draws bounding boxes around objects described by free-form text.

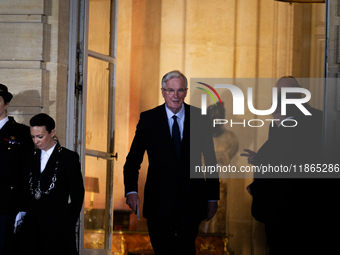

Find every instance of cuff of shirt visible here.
[126,191,138,196]
[208,200,218,202]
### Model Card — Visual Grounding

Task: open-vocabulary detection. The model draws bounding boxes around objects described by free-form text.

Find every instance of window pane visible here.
[84,156,108,249]
[86,57,109,152]
[88,0,111,55]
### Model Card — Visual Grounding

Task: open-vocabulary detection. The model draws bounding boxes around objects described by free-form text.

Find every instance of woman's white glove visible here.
[14,211,26,234]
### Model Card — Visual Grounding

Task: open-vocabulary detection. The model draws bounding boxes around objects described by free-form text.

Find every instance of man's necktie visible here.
[172,115,181,158]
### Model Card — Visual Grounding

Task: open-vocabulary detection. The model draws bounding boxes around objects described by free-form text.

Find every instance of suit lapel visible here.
[158,104,172,142]
[31,149,41,188]
[182,103,190,144]
[179,103,190,162]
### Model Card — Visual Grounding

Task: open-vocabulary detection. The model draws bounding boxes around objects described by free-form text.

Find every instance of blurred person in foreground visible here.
[241,76,329,255]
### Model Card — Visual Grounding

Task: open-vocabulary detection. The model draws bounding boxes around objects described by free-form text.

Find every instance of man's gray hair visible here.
[161,70,188,88]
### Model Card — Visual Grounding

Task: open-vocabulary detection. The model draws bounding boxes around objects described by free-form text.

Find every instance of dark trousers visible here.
[0,214,15,255]
[147,194,202,255]
[146,190,204,255]
[147,215,200,255]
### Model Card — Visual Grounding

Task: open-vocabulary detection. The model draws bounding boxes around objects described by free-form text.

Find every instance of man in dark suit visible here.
[0,84,33,255]
[124,70,220,255]
[241,77,324,255]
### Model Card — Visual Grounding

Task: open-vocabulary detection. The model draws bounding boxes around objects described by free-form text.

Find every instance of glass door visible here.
[77,0,118,254]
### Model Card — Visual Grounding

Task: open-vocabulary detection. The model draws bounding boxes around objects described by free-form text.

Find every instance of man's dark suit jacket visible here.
[124,103,219,222]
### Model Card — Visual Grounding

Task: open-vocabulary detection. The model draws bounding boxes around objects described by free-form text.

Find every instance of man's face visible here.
[0,96,9,120]
[162,77,187,114]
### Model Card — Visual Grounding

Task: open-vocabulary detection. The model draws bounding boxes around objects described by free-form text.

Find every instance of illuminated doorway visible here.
[68,0,118,254]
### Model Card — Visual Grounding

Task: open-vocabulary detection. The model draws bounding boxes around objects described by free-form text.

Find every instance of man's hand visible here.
[240,149,257,165]
[206,201,218,221]
[126,193,140,214]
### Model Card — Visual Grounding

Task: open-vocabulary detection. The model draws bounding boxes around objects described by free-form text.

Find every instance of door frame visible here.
[67,0,118,254]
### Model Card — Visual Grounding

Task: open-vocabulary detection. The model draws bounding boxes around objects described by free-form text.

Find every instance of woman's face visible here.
[30,126,56,152]
[0,96,9,120]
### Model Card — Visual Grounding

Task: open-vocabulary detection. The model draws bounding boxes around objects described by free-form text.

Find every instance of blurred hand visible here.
[206,201,218,221]
[126,193,140,214]
[240,149,257,165]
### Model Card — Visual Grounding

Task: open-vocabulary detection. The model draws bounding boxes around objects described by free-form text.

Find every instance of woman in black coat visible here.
[17,113,84,255]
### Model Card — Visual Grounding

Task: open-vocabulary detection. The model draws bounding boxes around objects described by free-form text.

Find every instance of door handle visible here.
[110,152,118,161]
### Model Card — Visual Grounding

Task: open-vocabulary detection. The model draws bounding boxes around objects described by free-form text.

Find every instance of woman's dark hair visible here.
[30,113,55,133]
